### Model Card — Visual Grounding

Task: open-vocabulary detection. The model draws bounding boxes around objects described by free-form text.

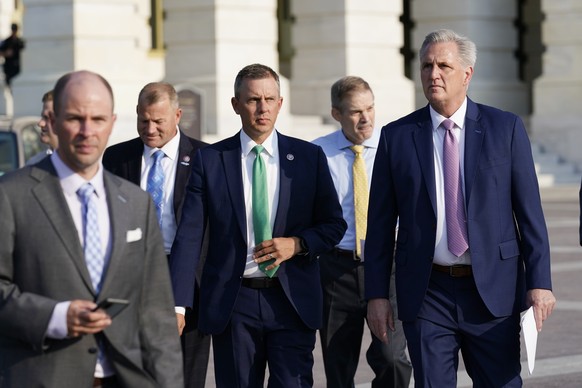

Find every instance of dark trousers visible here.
[319,250,412,388]
[403,270,522,388]
[212,285,316,388]
[182,300,211,388]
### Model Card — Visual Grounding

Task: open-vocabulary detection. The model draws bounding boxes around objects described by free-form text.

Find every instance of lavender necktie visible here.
[442,119,469,257]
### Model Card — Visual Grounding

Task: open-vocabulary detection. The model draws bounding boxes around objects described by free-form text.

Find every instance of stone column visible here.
[164,0,288,142]
[411,0,527,115]
[290,0,414,127]
[530,0,582,168]
[15,0,164,145]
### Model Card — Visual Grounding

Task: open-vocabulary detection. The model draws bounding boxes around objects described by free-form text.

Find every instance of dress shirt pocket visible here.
[499,239,520,260]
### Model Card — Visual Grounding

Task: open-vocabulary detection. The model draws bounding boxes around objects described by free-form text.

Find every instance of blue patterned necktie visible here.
[77,183,104,293]
[147,150,165,226]
[252,145,277,277]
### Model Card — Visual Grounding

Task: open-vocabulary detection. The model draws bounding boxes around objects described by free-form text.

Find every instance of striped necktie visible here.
[442,119,469,256]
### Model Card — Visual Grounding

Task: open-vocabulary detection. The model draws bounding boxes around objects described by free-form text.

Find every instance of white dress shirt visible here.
[312,128,380,251]
[140,129,180,255]
[46,151,114,377]
[431,97,471,266]
[240,130,280,278]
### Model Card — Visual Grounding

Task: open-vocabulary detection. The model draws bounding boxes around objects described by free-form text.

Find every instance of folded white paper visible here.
[520,306,538,374]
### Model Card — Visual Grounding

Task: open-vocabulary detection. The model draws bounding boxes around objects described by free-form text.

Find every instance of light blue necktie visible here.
[252,145,277,277]
[147,150,165,226]
[77,183,104,293]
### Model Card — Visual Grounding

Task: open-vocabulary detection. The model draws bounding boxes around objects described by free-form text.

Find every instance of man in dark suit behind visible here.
[170,63,347,387]
[0,70,183,387]
[103,82,209,388]
[365,29,556,387]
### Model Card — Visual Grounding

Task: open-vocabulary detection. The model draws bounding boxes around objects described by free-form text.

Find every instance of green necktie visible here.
[252,145,278,277]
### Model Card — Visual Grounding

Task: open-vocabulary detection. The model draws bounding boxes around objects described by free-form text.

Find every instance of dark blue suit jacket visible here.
[170,131,346,334]
[102,132,207,226]
[365,98,552,321]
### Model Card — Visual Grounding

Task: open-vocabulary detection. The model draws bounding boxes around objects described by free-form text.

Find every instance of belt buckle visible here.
[449,265,464,277]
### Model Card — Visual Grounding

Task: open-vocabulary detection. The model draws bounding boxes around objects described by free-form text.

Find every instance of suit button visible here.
[88,347,98,354]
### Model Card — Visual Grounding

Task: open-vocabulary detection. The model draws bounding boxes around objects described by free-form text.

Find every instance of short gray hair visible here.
[330,76,374,111]
[419,29,477,69]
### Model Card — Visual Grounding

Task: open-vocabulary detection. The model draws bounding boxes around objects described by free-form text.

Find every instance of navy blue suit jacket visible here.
[102,132,206,225]
[365,98,552,321]
[170,131,346,334]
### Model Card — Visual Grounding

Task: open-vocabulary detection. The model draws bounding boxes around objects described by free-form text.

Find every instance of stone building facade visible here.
[1,0,580,168]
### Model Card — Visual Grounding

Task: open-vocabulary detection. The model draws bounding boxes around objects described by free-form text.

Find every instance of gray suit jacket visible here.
[0,157,183,387]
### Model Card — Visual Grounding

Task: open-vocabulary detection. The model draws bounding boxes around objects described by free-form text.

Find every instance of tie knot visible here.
[152,149,165,163]
[252,145,264,156]
[441,119,455,131]
[350,145,364,155]
[77,183,95,202]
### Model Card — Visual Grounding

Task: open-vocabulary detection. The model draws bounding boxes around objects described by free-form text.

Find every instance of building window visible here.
[277,0,295,78]
[150,0,165,52]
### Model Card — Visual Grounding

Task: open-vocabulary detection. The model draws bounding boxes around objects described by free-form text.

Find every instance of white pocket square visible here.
[126,228,142,242]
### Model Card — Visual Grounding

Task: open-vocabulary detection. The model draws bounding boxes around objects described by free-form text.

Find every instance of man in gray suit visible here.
[0,70,183,387]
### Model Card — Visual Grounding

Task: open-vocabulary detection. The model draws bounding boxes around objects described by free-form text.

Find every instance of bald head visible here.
[51,70,117,179]
[53,70,115,117]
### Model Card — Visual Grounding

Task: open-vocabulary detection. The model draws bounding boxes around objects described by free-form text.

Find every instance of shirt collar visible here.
[51,151,106,198]
[429,97,468,132]
[144,127,181,161]
[240,129,278,158]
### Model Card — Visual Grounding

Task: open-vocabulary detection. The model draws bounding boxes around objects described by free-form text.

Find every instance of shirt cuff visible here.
[45,301,71,339]
[175,306,186,315]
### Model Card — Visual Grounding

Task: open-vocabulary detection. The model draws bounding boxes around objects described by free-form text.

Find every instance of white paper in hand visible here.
[520,306,538,374]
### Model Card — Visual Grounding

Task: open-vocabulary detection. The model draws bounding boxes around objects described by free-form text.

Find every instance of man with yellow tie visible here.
[313,76,412,388]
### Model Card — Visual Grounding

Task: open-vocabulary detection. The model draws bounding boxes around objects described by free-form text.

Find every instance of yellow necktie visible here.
[350,145,368,257]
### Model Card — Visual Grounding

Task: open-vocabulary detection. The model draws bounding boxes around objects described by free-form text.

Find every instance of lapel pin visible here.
[286,154,294,161]
[180,155,191,166]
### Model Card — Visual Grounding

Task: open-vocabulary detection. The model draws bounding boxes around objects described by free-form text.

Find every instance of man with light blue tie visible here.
[169,63,346,387]
[313,76,411,388]
[0,70,183,387]
[365,29,556,387]
[103,82,209,388]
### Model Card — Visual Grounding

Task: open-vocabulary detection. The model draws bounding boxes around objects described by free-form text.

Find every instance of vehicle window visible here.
[0,132,19,176]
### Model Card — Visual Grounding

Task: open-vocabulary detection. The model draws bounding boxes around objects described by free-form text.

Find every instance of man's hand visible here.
[67,300,111,338]
[176,313,186,336]
[253,237,302,271]
[366,298,394,344]
[527,289,556,332]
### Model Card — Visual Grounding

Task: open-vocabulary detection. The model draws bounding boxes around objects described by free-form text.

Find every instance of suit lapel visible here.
[463,99,484,206]
[273,133,291,238]
[174,133,194,222]
[98,172,131,295]
[125,139,144,185]
[413,107,437,215]
[222,135,247,239]
[30,162,94,293]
